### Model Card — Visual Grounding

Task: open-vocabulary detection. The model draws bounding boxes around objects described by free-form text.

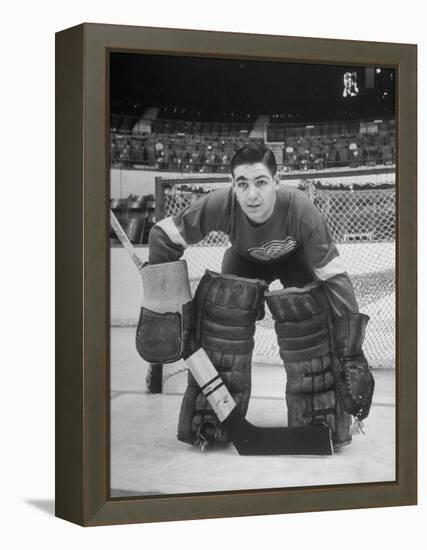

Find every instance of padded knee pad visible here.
[266,284,352,447]
[177,270,266,447]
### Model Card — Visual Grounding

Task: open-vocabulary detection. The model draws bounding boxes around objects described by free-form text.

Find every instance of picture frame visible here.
[55,23,417,526]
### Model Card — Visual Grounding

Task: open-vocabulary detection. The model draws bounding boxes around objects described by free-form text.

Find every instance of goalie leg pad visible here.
[266,285,352,447]
[177,270,266,446]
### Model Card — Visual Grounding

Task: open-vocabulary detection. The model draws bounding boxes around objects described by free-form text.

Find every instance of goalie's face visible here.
[232,162,279,224]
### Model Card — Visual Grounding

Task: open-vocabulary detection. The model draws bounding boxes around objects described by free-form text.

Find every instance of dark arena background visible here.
[109,52,396,495]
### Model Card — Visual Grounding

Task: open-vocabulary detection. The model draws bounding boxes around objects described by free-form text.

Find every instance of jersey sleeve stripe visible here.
[156,218,188,249]
[314,256,347,281]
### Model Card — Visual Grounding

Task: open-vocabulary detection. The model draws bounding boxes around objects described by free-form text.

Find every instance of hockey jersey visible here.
[148,185,359,314]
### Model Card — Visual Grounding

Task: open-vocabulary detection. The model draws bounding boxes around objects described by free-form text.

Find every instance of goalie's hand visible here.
[336,353,375,421]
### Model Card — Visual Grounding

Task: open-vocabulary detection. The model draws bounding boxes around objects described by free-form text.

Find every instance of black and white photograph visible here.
[109,52,396,496]
[2,0,422,539]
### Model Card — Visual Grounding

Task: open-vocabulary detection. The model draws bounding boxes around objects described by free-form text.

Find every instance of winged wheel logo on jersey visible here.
[248,237,297,261]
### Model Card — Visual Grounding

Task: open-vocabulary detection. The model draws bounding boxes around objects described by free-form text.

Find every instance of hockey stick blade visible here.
[223,409,333,456]
[186,349,333,456]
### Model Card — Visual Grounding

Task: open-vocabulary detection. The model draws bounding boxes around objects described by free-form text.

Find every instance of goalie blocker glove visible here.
[136,261,196,363]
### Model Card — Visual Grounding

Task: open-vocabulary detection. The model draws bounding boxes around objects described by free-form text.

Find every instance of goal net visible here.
[155,167,395,372]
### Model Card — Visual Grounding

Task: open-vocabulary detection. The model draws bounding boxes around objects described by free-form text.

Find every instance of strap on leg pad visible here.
[177,271,266,446]
[266,284,351,447]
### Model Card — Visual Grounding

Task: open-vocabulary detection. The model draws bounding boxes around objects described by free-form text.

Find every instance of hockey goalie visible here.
[131,144,375,454]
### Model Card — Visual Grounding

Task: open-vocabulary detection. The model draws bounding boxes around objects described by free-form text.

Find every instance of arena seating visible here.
[271,118,395,170]
[110,110,395,172]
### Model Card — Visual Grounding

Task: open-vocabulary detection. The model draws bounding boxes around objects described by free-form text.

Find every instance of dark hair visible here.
[230,144,277,178]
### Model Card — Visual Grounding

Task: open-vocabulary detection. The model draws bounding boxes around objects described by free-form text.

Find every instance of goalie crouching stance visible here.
[144,144,375,451]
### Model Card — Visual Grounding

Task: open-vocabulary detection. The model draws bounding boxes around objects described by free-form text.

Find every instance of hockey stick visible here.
[110,210,146,272]
[110,211,164,393]
[110,209,333,455]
